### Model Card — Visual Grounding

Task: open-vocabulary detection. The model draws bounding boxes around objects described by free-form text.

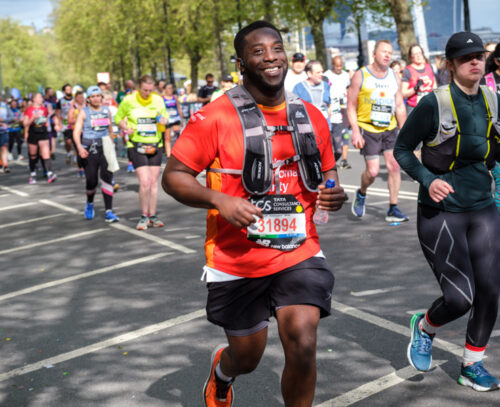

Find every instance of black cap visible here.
[222,74,234,82]
[445,32,487,59]
[292,52,305,62]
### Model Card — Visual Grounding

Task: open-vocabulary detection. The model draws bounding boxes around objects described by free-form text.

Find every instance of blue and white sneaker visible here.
[105,210,120,223]
[407,312,433,371]
[84,202,95,220]
[385,206,409,222]
[458,361,500,392]
[351,189,366,217]
[127,162,135,173]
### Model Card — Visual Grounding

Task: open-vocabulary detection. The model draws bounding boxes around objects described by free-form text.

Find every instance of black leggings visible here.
[417,204,500,348]
[81,145,113,210]
[8,130,23,155]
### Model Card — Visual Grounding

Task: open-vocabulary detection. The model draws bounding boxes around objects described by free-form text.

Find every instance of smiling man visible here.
[162,20,346,407]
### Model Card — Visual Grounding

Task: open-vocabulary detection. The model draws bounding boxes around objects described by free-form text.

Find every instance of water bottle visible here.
[313,179,336,225]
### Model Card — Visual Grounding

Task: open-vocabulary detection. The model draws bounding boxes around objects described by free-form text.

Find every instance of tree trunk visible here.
[386,0,417,64]
[463,0,470,32]
[356,16,364,69]
[213,3,226,77]
[263,0,273,24]
[310,21,327,68]
[189,52,201,92]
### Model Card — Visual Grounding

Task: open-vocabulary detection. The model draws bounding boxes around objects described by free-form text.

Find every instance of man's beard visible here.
[245,65,287,96]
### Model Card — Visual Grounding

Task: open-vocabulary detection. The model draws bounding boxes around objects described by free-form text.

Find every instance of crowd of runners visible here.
[1,20,499,406]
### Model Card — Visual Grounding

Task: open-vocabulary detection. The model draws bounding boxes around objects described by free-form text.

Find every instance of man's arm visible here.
[162,156,262,228]
[394,75,407,129]
[346,69,364,149]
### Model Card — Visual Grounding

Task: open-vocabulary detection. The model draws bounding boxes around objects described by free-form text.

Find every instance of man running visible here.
[197,74,218,106]
[73,86,119,222]
[347,39,409,222]
[56,84,75,165]
[284,52,307,93]
[162,20,346,407]
[115,75,168,230]
[324,55,352,169]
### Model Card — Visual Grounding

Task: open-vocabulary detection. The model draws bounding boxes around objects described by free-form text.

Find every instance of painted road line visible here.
[0,229,108,256]
[332,300,463,357]
[110,223,196,254]
[315,360,447,407]
[0,213,64,230]
[350,286,404,297]
[342,184,418,197]
[164,227,192,232]
[342,186,417,201]
[406,309,427,315]
[0,185,29,197]
[368,200,390,206]
[0,194,10,198]
[490,330,500,338]
[0,308,206,382]
[184,235,201,239]
[0,202,36,212]
[0,253,171,302]
[39,199,80,214]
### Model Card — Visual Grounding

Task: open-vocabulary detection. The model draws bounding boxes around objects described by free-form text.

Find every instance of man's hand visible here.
[428,179,454,202]
[316,183,346,212]
[352,130,365,149]
[215,195,262,228]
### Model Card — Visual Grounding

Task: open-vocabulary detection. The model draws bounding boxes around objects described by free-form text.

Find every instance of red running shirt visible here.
[172,93,335,278]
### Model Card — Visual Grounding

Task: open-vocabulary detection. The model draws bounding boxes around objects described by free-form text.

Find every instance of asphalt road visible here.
[0,145,499,406]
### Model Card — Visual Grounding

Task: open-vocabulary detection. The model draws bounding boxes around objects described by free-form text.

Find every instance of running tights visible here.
[82,146,113,210]
[8,131,23,155]
[417,204,500,348]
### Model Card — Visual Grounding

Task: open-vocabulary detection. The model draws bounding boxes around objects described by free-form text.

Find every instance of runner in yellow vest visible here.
[115,75,168,230]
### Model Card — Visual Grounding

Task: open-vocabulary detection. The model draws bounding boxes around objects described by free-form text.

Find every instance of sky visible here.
[0,0,499,32]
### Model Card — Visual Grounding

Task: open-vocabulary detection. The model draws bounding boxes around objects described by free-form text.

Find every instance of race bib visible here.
[330,97,342,123]
[370,104,392,127]
[90,115,110,131]
[136,117,157,137]
[247,194,307,251]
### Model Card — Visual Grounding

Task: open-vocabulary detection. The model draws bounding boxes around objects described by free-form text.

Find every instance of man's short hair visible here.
[205,73,214,80]
[234,20,283,59]
[374,39,392,51]
[305,60,321,73]
[138,75,155,86]
[62,83,71,92]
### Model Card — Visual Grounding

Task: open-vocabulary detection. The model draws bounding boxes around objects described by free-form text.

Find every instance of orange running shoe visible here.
[203,344,234,406]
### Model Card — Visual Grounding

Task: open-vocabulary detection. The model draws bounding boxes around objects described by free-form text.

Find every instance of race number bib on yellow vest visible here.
[136,117,157,137]
[247,194,306,251]
[370,104,392,127]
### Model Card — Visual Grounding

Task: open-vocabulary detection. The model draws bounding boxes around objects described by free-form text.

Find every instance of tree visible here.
[384,0,417,64]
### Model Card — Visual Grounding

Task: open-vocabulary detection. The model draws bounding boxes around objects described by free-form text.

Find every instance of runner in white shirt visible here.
[284,52,308,93]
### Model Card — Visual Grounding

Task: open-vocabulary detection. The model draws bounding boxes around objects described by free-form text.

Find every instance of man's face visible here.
[332,57,343,74]
[449,52,485,84]
[241,27,288,94]
[139,82,154,99]
[88,94,102,108]
[206,76,214,87]
[125,80,135,90]
[307,62,324,85]
[292,60,305,74]
[64,86,72,97]
[373,43,393,68]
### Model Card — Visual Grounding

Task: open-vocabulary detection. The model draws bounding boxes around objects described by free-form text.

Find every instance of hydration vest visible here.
[422,84,499,174]
[485,72,496,93]
[215,85,323,195]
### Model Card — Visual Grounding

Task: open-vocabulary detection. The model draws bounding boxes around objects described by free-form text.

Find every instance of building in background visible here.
[423,0,462,51]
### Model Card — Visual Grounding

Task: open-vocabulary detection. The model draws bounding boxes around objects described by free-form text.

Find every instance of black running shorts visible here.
[206,256,334,332]
[128,146,163,168]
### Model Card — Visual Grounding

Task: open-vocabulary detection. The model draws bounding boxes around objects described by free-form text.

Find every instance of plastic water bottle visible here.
[313,179,336,225]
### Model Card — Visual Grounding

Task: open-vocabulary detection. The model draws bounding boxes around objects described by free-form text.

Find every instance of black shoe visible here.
[340,159,351,169]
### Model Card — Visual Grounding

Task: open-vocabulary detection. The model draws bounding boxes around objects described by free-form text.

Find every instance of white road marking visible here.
[110,223,196,254]
[164,227,192,232]
[184,235,201,239]
[490,330,500,338]
[350,286,404,297]
[0,213,64,230]
[368,200,389,206]
[316,360,447,407]
[0,194,10,198]
[39,199,80,214]
[0,253,171,302]
[406,309,427,315]
[0,229,108,256]
[0,308,206,382]
[342,185,418,201]
[332,300,463,357]
[0,185,29,197]
[0,202,36,212]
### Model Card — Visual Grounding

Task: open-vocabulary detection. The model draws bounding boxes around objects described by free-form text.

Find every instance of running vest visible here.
[406,64,436,107]
[357,66,399,133]
[422,84,499,174]
[485,72,497,93]
[163,95,181,123]
[210,85,323,195]
[58,97,73,130]
[82,105,111,140]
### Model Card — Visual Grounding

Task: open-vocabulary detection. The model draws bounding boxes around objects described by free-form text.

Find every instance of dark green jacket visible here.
[394,81,500,212]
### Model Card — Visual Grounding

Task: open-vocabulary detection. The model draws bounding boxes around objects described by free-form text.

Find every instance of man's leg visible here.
[360,157,379,194]
[383,150,401,205]
[221,328,268,377]
[277,305,320,407]
[135,166,153,215]
[147,165,162,216]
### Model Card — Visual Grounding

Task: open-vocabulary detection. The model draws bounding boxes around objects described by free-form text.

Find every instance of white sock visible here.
[419,313,438,336]
[215,363,233,383]
[463,345,485,366]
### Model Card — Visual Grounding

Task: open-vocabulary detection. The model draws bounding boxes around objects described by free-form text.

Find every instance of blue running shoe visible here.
[127,162,135,173]
[351,189,366,217]
[407,313,433,371]
[458,361,500,392]
[84,202,95,220]
[105,210,120,223]
[385,205,409,222]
